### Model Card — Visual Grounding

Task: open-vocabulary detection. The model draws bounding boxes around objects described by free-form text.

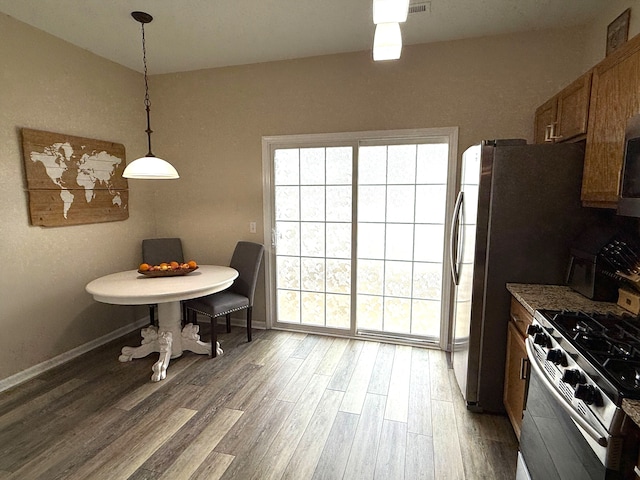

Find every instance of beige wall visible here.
[0,8,615,383]
[0,14,157,381]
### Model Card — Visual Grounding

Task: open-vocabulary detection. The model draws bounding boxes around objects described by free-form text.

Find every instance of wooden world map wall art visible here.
[21,128,129,227]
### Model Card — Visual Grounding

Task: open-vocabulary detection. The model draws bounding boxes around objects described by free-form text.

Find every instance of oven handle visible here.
[525,338,609,447]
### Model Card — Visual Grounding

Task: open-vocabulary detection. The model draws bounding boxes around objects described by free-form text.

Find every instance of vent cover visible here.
[409,1,430,14]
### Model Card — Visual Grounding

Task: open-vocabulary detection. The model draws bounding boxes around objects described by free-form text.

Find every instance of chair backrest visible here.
[142,238,184,265]
[229,241,264,305]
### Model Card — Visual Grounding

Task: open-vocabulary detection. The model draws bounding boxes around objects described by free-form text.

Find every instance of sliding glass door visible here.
[262,128,458,347]
[356,143,449,341]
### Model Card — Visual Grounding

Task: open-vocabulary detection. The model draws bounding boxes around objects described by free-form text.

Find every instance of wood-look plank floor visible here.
[0,326,518,479]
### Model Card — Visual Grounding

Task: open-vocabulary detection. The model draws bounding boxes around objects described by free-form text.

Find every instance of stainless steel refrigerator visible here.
[449,139,598,413]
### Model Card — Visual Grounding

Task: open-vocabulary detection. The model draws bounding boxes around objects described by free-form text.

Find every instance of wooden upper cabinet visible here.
[582,34,640,208]
[534,97,557,144]
[534,72,592,144]
[556,72,592,141]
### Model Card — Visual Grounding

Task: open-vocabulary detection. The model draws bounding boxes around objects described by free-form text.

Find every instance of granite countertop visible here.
[506,284,640,426]
[506,283,628,317]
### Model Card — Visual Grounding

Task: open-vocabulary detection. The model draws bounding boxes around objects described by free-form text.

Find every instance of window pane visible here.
[357,259,384,295]
[385,224,414,261]
[300,186,325,221]
[326,223,351,258]
[301,292,325,325]
[359,146,387,184]
[415,185,446,224]
[387,185,415,223]
[326,186,351,222]
[384,261,412,297]
[412,299,441,337]
[276,256,300,289]
[358,185,386,222]
[416,143,448,184]
[414,224,444,263]
[277,221,300,256]
[326,259,350,294]
[387,145,416,184]
[277,290,300,323]
[357,294,383,330]
[274,149,299,185]
[326,294,350,329]
[301,257,325,292]
[300,148,325,185]
[301,222,324,257]
[413,262,442,300]
[326,147,352,185]
[358,223,385,259]
[275,186,299,221]
[384,297,411,333]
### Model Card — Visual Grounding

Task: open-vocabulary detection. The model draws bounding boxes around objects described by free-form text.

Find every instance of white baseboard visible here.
[0,317,149,393]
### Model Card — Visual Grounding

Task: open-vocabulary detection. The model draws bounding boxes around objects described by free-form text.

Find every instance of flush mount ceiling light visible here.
[373,22,402,61]
[372,0,409,61]
[373,0,410,24]
[123,11,179,180]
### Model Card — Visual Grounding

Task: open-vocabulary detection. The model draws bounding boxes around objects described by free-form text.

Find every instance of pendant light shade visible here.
[373,23,402,61]
[373,0,410,24]
[123,156,179,179]
[123,11,179,180]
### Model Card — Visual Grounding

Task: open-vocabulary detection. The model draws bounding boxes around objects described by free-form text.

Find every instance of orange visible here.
[187,260,197,269]
[170,261,180,270]
[139,263,150,271]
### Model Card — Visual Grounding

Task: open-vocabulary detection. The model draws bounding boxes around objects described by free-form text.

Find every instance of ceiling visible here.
[0,0,610,74]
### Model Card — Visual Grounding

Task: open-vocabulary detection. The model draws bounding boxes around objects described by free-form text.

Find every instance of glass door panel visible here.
[356,143,449,341]
[274,146,352,330]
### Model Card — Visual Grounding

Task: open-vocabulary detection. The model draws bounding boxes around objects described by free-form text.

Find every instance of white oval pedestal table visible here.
[86,265,238,382]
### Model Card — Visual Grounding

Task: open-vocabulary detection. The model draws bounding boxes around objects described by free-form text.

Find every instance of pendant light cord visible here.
[140,22,154,157]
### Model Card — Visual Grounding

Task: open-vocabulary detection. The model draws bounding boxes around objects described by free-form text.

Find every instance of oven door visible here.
[519,341,614,480]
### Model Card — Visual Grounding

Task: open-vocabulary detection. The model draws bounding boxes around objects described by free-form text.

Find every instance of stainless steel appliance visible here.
[617,113,640,218]
[518,310,640,479]
[449,140,597,412]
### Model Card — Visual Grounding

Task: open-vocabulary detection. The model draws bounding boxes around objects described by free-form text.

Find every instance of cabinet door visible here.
[534,97,557,144]
[510,297,533,337]
[556,72,592,142]
[504,320,528,440]
[582,42,640,207]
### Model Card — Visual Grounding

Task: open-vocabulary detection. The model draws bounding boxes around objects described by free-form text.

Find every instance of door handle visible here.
[449,191,463,286]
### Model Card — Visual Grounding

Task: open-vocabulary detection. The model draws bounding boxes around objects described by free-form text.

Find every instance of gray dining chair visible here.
[185,241,264,357]
[142,237,185,326]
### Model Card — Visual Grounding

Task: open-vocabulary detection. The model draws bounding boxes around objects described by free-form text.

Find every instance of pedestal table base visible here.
[118,302,223,381]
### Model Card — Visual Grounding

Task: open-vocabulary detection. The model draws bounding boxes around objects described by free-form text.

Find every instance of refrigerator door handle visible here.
[449,191,464,286]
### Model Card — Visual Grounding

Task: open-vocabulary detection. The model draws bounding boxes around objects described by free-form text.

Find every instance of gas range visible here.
[527,309,640,444]
[533,309,640,406]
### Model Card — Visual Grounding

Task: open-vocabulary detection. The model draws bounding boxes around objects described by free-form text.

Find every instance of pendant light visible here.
[372,0,409,62]
[373,23,402,61]
[123,11,179,179]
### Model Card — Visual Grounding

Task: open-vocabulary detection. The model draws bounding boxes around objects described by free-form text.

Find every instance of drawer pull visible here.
[519,358,529,381]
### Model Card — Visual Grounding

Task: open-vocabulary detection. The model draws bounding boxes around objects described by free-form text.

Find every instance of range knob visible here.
[562,369,586,387]
[527,324,543,336]
[574,384,603,406]
[533,332,551,348]
[546,349,568,366]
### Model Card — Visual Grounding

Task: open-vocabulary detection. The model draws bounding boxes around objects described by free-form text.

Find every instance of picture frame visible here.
[607,8,631,56]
